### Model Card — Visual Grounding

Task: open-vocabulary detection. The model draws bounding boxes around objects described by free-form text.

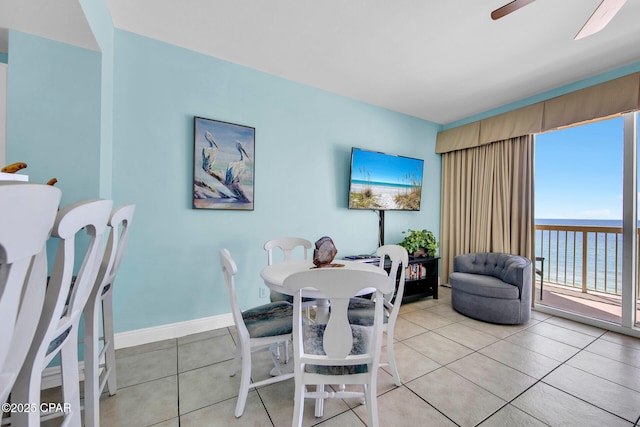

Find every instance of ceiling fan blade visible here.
[575,0,627,40]
[491,0,536,20]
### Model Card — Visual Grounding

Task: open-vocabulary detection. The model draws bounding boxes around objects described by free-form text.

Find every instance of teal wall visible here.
[110,30,441,332]
[0,52,7,63]
[6,30,101,206]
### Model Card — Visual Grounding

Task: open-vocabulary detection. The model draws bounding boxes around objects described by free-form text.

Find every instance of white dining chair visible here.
[10,198,112,427]
[83,204,135,427]
[0,183,61,406]
[264,237,312,302]
[283,268,393,427]
[348,244,408,386]
[264,237,317,323]
[220,248,294,417]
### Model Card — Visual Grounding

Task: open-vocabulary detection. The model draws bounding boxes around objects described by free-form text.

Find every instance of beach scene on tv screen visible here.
[349,149,424,210]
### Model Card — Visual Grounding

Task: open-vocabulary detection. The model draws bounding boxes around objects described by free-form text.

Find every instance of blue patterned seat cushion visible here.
[302,323,371,375]
[270,290,293,303]
[347,297,388,327]
[242,301,293,338]
[46,326,72,356]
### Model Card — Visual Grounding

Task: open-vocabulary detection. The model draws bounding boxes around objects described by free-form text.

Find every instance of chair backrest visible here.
[284,268,393,364]
[264,237,312,265]
[0,183,61,402]
[219,249,250,343]
[376,244,409,310]
[28,198,112,367]
[92,204,136,299]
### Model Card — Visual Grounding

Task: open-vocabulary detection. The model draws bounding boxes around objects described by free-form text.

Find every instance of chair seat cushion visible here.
[47,326,72,356]
[242,301,293,338]
[302,323,370,375]
[449,272,520,299]
[270,290,315,304]
[270,290,293,303]
[347,298,388,327]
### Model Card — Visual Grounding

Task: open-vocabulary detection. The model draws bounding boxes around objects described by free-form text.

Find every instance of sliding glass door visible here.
[535,112,638,332]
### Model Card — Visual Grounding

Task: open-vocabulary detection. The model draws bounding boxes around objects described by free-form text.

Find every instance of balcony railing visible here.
[535,224,640,298]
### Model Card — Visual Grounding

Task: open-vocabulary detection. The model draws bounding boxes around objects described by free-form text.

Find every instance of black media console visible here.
[344,255,440,302]
[402,257,440,301]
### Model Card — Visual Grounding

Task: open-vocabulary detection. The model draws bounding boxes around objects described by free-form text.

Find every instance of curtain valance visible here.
[435,122,480,153]
[436,72,640,154]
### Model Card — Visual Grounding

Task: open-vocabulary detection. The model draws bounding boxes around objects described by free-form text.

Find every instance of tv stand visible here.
[402,257,439,301]
[377,210,385,246]
[346,255,440,302]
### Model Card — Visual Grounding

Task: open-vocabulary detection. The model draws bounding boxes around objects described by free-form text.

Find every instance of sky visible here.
[535,116,626,220]
[350,148,424,185]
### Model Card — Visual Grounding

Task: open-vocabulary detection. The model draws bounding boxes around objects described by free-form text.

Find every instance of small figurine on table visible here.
[312,236,343,268]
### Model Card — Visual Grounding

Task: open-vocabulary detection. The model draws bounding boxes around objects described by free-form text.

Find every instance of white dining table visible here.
[260,259,386,322]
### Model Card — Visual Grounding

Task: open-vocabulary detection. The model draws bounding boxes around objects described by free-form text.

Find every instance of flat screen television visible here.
[348,147,424,211]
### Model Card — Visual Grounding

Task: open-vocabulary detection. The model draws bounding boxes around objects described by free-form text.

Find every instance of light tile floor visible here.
[56,286,640,426]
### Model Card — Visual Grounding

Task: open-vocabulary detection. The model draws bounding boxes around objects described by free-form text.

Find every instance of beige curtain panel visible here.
[440,135,534,285]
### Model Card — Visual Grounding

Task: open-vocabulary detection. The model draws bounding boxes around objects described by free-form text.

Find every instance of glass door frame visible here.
[623,111,638,328]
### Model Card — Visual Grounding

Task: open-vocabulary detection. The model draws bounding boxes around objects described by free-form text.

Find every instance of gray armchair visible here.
[449,252,532,324]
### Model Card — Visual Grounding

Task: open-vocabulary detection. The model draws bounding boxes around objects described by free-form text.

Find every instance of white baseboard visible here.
[41,313,235,389]
[114,313,235,349]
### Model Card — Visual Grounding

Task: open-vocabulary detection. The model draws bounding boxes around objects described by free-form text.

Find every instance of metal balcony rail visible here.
[535,224,640,298]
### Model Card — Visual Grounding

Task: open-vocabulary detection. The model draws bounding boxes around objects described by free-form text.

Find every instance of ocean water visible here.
[350,179,418,189]
[536,218,624,227]
[535,218,626,294]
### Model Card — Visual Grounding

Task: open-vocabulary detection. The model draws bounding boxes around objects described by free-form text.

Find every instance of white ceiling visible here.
[0,0,98,53]
[2,0,640,124]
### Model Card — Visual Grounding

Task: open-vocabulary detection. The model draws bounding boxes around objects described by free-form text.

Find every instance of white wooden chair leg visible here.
[230,343,241,377]
[60,339,82,427]
[102,293,118,395]
[365,382,378,427]
[83,304,101,427]
[234,345,252,417]
[292,382,305,427]
[274,343,282,360]
[10,363,42,426]
[314,384,325,417]
[387,333,400,386]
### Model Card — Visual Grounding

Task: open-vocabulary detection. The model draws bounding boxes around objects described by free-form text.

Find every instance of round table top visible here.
[260,259,384,299]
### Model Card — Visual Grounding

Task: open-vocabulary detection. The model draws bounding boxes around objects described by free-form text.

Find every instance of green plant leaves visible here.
[398,228,438,257]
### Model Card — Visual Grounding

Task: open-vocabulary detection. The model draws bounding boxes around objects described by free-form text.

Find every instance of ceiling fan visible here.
[491,0,628,40]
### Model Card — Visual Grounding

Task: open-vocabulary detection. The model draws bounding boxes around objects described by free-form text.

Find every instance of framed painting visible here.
[193,117,255,210]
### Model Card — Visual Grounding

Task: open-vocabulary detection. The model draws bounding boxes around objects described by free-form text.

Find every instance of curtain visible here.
[440,135,535,285]
[436,72,640,155]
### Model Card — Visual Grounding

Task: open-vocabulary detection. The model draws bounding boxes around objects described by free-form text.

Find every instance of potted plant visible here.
[398,228,438,258]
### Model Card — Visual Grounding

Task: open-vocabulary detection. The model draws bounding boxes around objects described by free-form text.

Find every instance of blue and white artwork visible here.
[193,117,255,210]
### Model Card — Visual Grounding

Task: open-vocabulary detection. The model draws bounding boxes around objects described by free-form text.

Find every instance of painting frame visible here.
[193,116,255,210]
